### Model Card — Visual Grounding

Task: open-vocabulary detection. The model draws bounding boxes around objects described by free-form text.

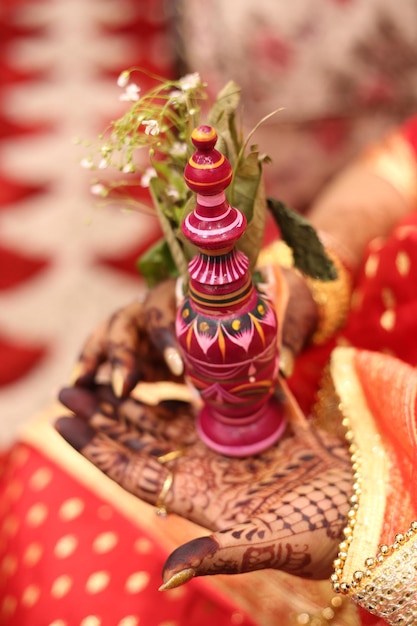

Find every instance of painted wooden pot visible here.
[175,125,286,456]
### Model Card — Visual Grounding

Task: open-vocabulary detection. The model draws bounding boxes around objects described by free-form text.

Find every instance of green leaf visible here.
[232,151,266,270]
[137,238,179,288]
[267,198,337,281]
[208,81,242,165]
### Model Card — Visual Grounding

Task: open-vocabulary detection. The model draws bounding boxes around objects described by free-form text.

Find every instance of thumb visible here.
[159,517,337,590]
[280,267,318,362]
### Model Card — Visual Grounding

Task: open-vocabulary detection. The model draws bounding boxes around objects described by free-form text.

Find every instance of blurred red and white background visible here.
[0,0,173,445]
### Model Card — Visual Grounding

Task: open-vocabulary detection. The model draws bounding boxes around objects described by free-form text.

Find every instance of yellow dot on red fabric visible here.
[29,467,53,491]
[80,616,101,626]
[2,514,19,536]
[125,571,150,594]
[92,531,118,554]
[21,584,41,608]
[1,595,17,618]
[49,621,67,626]
[54,534,78,559]
[59,498,85,521]
[86,571,110,594]
[23,542,43,566]
[1,554,18,577]
[133,537,152,554]
[26,503,48,527]
[364,253,379,278]
[51,575,73,599]
[380,309,396,331]
[158,621,178,626]
[396,250,411,276]
[117,617,139,626]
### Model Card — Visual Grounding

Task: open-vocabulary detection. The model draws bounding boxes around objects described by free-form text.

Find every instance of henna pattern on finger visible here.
[211,539,312,576]
[145,304,176,347]
[115,397,197,446]
[81,432,171,506]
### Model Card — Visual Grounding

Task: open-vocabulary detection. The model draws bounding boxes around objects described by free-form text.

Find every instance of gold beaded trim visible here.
[329,347,417,624]
[295,594,347,625]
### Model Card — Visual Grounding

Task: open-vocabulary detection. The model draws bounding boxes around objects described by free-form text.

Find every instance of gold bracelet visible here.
[257,239,294,269]
[305,249,352,345]
[258,240,352,345]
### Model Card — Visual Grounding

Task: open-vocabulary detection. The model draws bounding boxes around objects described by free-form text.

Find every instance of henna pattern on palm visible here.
[71,280,182,395]
[56,383,352,585]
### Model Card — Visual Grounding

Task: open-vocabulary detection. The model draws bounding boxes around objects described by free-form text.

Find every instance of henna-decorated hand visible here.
[55,383,352,590]
[70,279,184,398]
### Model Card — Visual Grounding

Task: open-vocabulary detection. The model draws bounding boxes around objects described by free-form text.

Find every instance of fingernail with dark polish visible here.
[55,416,95,452]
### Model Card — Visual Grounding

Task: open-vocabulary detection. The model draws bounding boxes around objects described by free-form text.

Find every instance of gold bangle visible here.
[258,240,352,345]
[154,448,185,516]
[305,249,352,345]
[257,239,294,269]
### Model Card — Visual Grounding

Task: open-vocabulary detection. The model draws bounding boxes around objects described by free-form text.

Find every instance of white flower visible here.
[120,83,140,102]
[141,119,160,136]
[117,70,130,88]
[98,158,109,170]
[122,163,136,174]
[140,167,157,188]
[170,141,187,157]
[90,183,107,196]
[100,144,112,155]
[179,72,201,92]
[169,89,186,105]
[166,186,180,201]
[80,157,94,169]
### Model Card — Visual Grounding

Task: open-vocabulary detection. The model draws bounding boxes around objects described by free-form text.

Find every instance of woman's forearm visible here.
[307,126,417,272]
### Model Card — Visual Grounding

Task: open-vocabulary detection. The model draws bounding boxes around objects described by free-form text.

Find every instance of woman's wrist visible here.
[307,126,417,275]
[258,239,352,354]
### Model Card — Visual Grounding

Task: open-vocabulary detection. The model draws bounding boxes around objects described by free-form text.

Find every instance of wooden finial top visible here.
[184,125,233,195]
